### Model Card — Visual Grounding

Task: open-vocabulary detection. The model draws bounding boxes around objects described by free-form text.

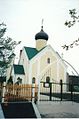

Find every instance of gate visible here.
[2,83,38,103]
[40,81,62,101]
[40,80,79,102]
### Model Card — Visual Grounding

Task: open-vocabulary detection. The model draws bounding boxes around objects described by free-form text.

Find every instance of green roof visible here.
[24,46,46,60]
[13,64,25,75]
[24,47,38,60]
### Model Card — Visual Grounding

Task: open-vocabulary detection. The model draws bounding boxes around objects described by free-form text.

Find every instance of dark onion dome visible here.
[35,28,49,41]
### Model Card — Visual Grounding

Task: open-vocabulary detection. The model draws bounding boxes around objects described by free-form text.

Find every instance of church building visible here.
[7,24,67,87]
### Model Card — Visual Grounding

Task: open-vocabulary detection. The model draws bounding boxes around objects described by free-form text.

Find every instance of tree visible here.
[65,9,79,28]
[0,23,21,76]
[62,9,79,50]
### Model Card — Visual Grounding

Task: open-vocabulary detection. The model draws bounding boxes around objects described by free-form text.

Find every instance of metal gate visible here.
[40,80,79,102]
[40,81,62,101]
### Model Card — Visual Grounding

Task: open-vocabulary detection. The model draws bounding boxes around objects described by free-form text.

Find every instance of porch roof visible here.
[13,64,25,75]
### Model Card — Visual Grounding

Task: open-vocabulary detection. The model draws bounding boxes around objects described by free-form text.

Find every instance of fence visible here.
[1,81,79,103]
[40,80,79,103]
[1,83,38,103]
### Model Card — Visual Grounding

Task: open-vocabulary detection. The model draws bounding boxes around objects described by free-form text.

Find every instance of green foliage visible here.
[62,38,79,50]
[62,9,79,50]
[0,22,21,76]
[65,9,79,28]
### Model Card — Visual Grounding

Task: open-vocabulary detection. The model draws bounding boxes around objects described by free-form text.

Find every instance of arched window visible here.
[32,77,36,83]
[46,76,50,83]
[47,58,50,64]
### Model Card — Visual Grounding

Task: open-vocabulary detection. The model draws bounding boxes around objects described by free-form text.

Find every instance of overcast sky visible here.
[0,0,79,75]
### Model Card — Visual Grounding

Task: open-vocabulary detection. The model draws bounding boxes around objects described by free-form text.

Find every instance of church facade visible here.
[7,25,67,87]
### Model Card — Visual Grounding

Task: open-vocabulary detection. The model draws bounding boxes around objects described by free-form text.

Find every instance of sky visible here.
[0,0,79,75]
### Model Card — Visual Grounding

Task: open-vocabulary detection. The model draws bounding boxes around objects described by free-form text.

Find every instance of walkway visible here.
[37,101,79,118]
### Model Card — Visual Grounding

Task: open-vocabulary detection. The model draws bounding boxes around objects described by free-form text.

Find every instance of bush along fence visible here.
[40,79,79,103]
[0,82,38,103]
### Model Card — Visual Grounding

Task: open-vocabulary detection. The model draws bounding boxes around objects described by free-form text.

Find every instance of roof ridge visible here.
[13,64,23,66]
[24,46,36,49]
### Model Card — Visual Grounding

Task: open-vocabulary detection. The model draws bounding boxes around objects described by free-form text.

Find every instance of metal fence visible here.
[40,80,79,103]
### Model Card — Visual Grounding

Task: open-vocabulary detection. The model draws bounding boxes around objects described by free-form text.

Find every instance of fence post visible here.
[70,80,73,101]
[60,79,63,101]
[32,84,36,103]
[32,84,38,104]
[49,83,52,101]
[32,85,35,102]
[2,82,6,103]
[34,89,38,104]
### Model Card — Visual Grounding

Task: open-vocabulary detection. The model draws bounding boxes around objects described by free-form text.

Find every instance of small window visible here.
[32,77,36,83]
[47,58,50,64]
[46,76,50,83]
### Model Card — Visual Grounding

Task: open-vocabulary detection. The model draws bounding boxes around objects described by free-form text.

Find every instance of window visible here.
[46,76,50,83]
[32,77,36,83]
[47,58,50,64]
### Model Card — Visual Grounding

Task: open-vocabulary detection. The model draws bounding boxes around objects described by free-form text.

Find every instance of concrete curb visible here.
[0,104,4,118]
[32,102,41,118]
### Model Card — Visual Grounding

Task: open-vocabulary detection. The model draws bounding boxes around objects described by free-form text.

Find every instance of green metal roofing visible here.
[24,46,46,60]
[24,47,38,60]
[13,64,25,75]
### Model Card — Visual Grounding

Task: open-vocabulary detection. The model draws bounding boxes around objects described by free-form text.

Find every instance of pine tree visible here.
[0,23,21,76]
